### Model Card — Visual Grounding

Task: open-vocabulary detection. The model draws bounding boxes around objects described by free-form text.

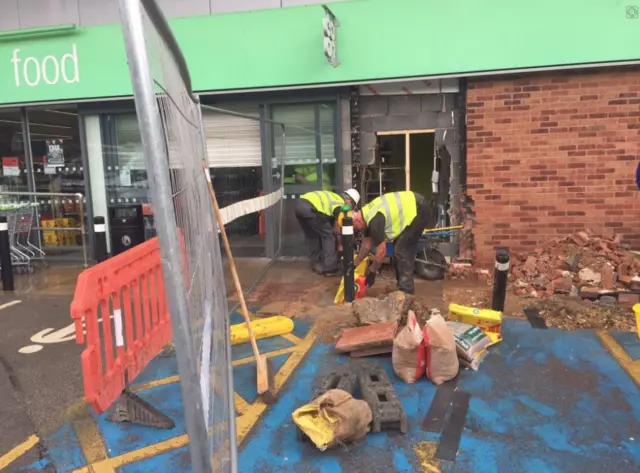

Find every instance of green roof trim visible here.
[0,0,637,105]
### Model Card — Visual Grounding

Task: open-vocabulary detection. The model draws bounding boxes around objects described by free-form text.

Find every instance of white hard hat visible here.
[343,188,361,206]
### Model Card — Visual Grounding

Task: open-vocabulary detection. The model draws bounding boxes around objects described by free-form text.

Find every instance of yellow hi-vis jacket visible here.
[301,191,345,216]
[362,191,417,241]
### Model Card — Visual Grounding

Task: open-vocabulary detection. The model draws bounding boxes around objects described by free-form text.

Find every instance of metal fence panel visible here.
[118,0,235,471]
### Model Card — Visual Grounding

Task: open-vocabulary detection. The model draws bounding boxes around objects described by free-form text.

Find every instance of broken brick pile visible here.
[509,229,640,299]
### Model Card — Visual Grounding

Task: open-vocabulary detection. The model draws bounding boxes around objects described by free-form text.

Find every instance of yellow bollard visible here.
[633,304,640,339]
[230,316,294,346]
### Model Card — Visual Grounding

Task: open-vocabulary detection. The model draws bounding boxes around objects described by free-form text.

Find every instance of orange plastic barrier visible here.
[70,237,172,414]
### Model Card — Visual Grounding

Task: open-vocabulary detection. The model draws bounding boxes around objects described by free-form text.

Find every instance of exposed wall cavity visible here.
[353,85,466,228]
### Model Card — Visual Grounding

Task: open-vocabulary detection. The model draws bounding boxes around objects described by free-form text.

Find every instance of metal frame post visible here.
[0,216,14,291]
[118,1,211,472]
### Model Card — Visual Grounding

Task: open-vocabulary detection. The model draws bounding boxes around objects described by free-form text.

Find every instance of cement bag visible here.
[392,311,426,383]
[292,389,372,451]
[424,313,459,385]
[460,348,488,371]
[446,321,492,363]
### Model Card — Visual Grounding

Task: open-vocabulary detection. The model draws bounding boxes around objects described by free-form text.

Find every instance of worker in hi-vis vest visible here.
[294,165,332,190]
[350,191,435,294]
[295,188,361,275]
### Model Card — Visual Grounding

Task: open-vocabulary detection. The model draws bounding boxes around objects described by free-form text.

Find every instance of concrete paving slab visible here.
[335,322,398,353]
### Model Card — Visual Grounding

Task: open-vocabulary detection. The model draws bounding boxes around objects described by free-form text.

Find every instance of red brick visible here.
[580,286,601,300]
[335,322,398,353]
[618,275,632,287]
[601,265,615,290]
[618,293,640,309]
[467,68,640,266]
[570,232,591,247]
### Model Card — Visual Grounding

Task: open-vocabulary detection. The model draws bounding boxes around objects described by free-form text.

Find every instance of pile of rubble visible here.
[509,229,640,300]
[352,291,433,327]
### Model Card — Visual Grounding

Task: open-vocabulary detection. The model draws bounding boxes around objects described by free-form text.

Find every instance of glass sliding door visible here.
[27,107,87,261]
[270,101,340,257]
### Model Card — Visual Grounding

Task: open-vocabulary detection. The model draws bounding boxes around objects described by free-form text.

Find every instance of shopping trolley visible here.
[0,203,44,274]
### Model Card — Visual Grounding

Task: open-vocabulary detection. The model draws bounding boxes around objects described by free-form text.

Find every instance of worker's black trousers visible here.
[393,196,433,294]
[295,199,339,273]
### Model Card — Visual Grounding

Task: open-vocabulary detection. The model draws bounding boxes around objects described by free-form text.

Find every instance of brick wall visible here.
[466,68,640,266]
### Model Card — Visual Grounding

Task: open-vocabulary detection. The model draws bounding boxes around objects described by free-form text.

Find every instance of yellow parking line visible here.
[281,333,303,345]
[71,326,318,472]
[72,408,115,473]
[234,393,251,415]
[232,346,298,367]
[131,375,180,393]
[131,346,300,394]
[597,331,640,387]
[0,435,39,470]
[236,327,318,444]
[413,441,441,473]
[70,435,190,473]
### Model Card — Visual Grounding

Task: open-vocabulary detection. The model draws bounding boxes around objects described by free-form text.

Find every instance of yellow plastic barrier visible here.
[633,304,640,339]
[230,316,295,346]
[448,303,503,346]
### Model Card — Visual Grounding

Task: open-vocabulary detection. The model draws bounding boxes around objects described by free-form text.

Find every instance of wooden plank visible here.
[335,322,398,353]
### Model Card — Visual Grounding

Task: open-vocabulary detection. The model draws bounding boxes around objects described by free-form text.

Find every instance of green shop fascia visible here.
[0,0,637,107]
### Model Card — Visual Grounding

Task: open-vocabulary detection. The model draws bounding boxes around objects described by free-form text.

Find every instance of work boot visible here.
[312,262,323,274]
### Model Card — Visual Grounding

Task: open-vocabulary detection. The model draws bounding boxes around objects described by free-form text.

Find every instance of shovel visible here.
[202,163,277,404]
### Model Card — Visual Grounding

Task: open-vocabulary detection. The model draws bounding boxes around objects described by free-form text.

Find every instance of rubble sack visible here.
[292,389,372,451]
[392,311,426,383]
[424,313,460,385]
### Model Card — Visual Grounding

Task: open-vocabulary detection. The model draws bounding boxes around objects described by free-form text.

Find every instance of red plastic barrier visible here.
[70,237,171,414]
[258,190,266,237]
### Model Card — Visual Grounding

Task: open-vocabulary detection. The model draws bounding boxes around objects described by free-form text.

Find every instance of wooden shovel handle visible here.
[202,162,261,359]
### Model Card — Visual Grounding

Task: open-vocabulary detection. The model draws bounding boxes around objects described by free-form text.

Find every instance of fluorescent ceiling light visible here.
[0,119,71,129]
[44,109,78,117]
[16,132,72,139]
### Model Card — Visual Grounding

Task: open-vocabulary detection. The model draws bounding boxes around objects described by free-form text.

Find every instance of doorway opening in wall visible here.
[366,130,443,226]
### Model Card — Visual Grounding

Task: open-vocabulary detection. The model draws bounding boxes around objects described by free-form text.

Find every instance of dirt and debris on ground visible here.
[443,280,637,332]
[254,274,442,344]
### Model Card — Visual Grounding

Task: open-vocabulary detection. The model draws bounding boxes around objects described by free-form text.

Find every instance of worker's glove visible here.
[365,271,376,288]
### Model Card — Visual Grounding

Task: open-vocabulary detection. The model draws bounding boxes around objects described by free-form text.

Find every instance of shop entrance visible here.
[366,130,437,207]
[0,106,89,266]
